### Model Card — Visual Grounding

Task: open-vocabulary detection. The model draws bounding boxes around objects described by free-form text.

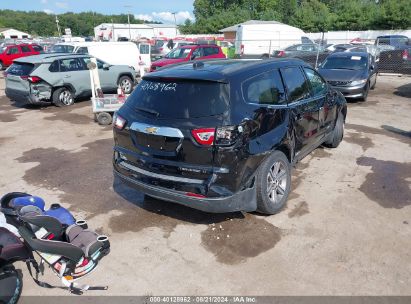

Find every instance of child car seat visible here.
[1,192,110,294]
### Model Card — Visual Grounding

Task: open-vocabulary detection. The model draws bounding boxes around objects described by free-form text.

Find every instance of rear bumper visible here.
[5,88,42,104]
[113,169,257,213]
[330,84,367,98]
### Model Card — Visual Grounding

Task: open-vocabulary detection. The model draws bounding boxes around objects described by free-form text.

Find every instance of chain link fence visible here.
[224,36,410,75]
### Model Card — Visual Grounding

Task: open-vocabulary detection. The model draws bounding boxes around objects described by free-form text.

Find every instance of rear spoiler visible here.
[142,75,229,84]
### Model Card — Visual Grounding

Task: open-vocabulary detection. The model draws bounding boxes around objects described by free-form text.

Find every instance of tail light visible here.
[402,49,409,60]
[20,75,28,80]
[278,51,285,57]
[241,44,244,55]
[191,128,215,146]
[159,48,163,51]
[192,126,243,146]
[113,113,127,130]
[28,76,42,83]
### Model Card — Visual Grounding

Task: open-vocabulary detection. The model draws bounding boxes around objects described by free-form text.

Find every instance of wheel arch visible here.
[117,73,134,85]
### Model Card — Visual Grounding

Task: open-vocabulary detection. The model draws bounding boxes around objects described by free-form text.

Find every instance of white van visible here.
[235,21,312,58]
[52,42,151,76]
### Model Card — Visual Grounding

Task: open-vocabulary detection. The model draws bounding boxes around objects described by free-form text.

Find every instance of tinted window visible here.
[127,79,229,119]
[140,44,150,55]
[7,47,19,55]
[59,58,86,72]
[50,45,74,53]
[49,60,59,72]
[204,47,219,56]
[304,68,327,96]
[281,67,311,102]
[165,48,191,59]
[77,47,89,54]
[82,57,105,69]
[243,70,286,105]
[321,55,368,70]
[21,45,31,53]
[191,48,203,58]
[32,45,43,52]
[6,63,35,76]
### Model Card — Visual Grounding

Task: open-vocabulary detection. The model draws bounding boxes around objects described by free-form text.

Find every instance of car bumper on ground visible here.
[330,84,367,98]
[113,168,257,213]
[5,88,43,104]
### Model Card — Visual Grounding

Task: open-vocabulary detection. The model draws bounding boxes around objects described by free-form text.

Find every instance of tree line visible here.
[0,10,160,37]
[180,0,411,34]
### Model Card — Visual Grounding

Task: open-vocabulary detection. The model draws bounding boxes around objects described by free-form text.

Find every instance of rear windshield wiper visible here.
[135,106,160,117]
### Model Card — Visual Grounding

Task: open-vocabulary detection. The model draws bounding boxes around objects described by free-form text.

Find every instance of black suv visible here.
[113,59,347,214]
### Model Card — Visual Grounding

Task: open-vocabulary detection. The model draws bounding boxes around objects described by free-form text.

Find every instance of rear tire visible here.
[52,87,74,107]
[118,76,133,94]
[324,113,344,148]
[260,54,269,59]
[256,151,291,215]
[96,112,112,125]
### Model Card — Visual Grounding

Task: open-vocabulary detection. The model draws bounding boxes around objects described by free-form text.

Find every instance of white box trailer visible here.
[52,42,150,76]
[234,22,312,58]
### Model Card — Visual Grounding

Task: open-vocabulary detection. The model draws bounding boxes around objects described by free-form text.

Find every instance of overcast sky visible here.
[1,0,195,24]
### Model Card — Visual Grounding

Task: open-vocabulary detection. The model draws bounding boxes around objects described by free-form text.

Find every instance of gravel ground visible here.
[0,74,410,296]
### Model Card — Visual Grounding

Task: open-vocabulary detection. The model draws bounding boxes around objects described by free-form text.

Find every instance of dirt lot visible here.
[0,74,410,296]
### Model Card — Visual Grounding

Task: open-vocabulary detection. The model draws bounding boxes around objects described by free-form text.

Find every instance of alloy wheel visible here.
[120,79,132,93]
[59,90,73,106]
[266,161,288,205]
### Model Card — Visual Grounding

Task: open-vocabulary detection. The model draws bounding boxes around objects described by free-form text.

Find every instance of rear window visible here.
[127,79,230,119]
[50,45,74,53]
[32,45,43,52]
[6,63,35,76]
[21,45,31,53]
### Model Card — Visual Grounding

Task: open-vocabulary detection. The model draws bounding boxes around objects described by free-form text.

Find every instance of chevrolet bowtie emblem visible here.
[145,127,159,134]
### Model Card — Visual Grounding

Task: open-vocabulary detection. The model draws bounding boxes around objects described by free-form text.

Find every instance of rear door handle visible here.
[64,75,71,78]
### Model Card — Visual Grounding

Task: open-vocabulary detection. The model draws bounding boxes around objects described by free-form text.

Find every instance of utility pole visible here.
[124,5,132,40]
[55,15,61,37]
[172,12,177,36]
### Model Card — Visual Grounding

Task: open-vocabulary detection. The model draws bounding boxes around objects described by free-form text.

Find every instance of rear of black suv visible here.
[113,59,347,214]
[112,67,258,212]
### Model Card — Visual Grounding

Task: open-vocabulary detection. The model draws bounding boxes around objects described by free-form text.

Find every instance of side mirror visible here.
[370,64,375,71]
[103,63,110,70]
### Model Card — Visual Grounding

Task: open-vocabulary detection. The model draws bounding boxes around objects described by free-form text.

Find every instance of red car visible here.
[0,44,43,70]
[150,44,226,72]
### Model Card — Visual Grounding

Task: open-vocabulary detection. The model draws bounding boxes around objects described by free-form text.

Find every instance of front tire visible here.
[118,76,133,94]
[324,113,344,148]
[52,87,74,107]
[256,151,291,215]
[360,82,369,101]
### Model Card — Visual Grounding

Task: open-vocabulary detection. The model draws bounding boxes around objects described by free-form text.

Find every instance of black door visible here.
[303,67,336,138]
[280,66,321,158]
